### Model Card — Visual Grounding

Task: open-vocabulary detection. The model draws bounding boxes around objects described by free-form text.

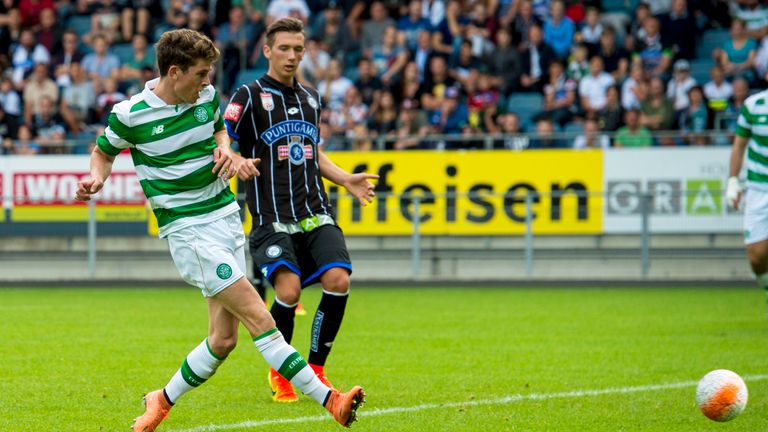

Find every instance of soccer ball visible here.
[695,369,748,422]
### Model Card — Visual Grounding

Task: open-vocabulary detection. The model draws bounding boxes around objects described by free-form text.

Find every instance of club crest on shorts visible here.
[307,95,318,109]
[266,245,282,258]
[216,263,232,279]
[260,92,274,111]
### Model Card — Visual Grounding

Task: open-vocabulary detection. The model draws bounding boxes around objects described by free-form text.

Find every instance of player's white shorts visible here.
[744,188,768,245]
[167,213,246,297]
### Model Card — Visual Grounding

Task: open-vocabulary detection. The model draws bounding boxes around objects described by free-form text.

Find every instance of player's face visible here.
[265,32,305,85]
[174,60,213,104]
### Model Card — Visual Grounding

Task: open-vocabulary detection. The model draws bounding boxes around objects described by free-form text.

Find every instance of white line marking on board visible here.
[169,374,768,432]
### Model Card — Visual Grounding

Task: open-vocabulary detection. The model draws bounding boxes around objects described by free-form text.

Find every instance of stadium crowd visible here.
[0,0,766,153]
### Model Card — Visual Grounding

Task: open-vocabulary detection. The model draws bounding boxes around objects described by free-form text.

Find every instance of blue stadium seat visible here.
[233,68,266,92]
[689,58,715,84]
[562,122,584,135]
[66,15,91,36]
[111,43,135,63]
[695,29,731,60]
[506,93,544,126]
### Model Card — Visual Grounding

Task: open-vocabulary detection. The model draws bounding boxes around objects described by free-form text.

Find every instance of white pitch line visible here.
[169,374,768,432]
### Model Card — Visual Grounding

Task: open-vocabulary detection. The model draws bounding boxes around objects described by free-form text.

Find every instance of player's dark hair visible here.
[155,29,220,77]
[265,17,305,48]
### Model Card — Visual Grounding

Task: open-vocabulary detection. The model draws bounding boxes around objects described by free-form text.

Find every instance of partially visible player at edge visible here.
[75,28,365,431]
[224,17,378,403]
[727,87,768,316]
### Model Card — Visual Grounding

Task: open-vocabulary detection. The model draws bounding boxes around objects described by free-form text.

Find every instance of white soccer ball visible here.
[695,369,748,422]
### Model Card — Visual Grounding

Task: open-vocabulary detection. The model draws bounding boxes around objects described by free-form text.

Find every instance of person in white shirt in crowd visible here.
[317,58,354,108]
[579,55,615,119]
[703,64,733,113]
[666,59,697,117]
[621,63,647,111]
[573,118,611,149]
[11,29,50,87]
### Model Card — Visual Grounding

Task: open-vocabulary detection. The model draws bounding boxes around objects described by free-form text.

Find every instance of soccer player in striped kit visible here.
[76,28,364,431]
[224,18,378,403]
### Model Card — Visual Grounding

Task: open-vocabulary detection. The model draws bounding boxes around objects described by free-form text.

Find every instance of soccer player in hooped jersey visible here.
[224,18,378,403]
[727,88,768,315]
[75,29,365,431]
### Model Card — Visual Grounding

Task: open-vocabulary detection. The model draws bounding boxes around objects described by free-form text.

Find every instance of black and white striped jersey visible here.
[224,74,333,226]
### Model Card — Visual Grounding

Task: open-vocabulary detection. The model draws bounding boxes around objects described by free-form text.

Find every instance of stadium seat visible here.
[506,93,545,126]
[233,68,266,90]
[111,43,135,63]
[562,121,584,135]
[695,29,731,60]
[689,58,715,84]
[66,15,91,36]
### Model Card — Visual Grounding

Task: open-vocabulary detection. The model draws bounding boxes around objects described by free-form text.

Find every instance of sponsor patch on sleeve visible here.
[223,103,243,122]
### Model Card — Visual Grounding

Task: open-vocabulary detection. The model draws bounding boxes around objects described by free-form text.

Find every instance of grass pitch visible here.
[2,286,767,431]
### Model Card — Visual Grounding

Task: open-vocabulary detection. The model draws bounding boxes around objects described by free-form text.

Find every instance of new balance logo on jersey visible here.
[151,125,165,135]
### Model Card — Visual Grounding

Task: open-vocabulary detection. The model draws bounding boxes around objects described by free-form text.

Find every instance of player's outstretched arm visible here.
[317,150,378,206]
[75,146,115,202]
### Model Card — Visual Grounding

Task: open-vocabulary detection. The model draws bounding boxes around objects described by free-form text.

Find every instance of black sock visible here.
[270,300,297,344]
[308,291,348,366]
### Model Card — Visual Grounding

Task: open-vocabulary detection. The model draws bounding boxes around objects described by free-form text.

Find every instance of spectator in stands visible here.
[116,33,155,86]
[0,76,22,120]
[59,61,97,136]
[120,0,159,43]
[36,8,61,54]
[81,33,121,81]
[645,0,673,16]
[614,109,653,147]
[164,0,189,31]
[367,89,398,137]
[578,6,603,53]
[730,0,768,40]
[529,117,568,149]
[22,62,58,125]
[466,70,500,132]
[579,55,616,119]
[508,0,542,50]
[703,64,732,112]
[543,0,575,60]
[217,6,258,92]
[632,16,673,79]
[492,112,529,150]
[354,57,382,111]
[328,86,369,141]
[18,0,53,28]
[318,58,354,107]
[465,2,496,58]
[574,117,611,149]
[11,28,50,86]
[419,55,456,111]
[13,124,40,154]
[621,63,647,110]
[266,0,309,25]
[393,97,430,150]
[95,77,127,124]
[391,60,422,107]
[0,104,19,152]
[659,0,697,60]
[598,85,624,131]
[87,0,122,45]
[361,1,396,58]
[30,94,66,152]
[487,28,521,96]
[566,43,589,81]
[52,30,85,87]
[535,60,577,127]
[679,85,710,145]
[625,3,651,53]
[299,37,330,85]
[519,24,556,93]
[428,85,468,140]
[597,26,629,82]
[716,18,757,84]
[398,0,432,52]
[312,2,353,59]
[666,59,697,120]
[640,77,675,143]
[449,39,481,87]
[432,0,468,56]
[422,0,446,28]
[371,25,409,85]
[722,77,749,132]
[188,5,215,40]
[414,29,437,83]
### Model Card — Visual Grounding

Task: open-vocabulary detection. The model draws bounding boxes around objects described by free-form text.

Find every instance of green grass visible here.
[2,286,767,431]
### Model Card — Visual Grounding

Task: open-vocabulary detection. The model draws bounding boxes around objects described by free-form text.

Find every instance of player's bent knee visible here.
[322,269,350,294]
[208,334,238,357]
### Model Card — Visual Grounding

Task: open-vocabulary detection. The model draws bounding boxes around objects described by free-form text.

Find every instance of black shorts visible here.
[250,224,351,288]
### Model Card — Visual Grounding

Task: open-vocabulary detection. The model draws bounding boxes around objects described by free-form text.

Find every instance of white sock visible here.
[253,328,331,405]
[164,338,224,404]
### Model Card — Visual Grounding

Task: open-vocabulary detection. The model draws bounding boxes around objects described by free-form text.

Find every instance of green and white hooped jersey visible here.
[736,90,768,192]
[96,78,239,238]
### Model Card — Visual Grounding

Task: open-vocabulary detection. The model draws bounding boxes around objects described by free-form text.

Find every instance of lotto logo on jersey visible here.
[223,103,243,122]
[260,92,274,111]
